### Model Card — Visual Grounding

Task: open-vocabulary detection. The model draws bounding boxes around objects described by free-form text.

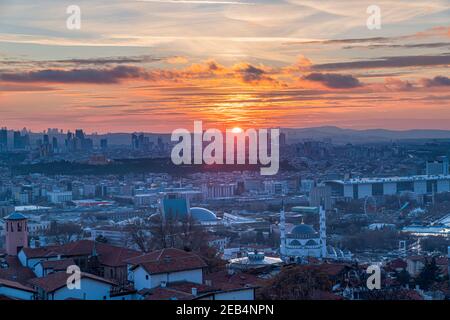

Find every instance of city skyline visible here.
[0,0,449,133]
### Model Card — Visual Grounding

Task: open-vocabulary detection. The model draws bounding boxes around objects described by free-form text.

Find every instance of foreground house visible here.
[126,248,207,291]
[0,278,36,300]
[18,240,140,284]
[127,248,257,300]
[29,271,118,300]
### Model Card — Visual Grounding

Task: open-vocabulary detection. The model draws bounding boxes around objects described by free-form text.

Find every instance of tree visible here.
[416,257,440,290]
[46,221,83,244]
[196,245,227,273]
[396,268,411,287]
[128,220,154,252]
[258,265,331,300]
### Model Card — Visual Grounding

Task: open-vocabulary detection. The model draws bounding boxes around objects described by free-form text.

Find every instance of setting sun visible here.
[231,127,243,134]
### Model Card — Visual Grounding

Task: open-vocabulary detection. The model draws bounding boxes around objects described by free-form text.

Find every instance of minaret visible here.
[319,206,327,258]
[279,200,286,260]
[4,212,28,256]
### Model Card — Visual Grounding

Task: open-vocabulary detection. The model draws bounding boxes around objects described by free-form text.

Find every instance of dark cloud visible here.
[313,55,450,71]
[422,76,450,87]
[286,27,450,47]
[343,42,450,50]
[0,66,148,84]
[0,55,160,67]
[52,56,159,65]
[238,64,265,82]
[289,36,390,46]
[303,73,362,88]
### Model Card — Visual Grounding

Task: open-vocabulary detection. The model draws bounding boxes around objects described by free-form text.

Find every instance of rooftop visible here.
[126,248,207,275]
[327,174,450,185]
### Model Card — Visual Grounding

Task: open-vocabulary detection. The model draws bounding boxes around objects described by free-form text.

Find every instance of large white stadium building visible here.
[325,175,450,200]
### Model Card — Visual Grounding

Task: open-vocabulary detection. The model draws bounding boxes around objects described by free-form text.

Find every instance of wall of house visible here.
[133,266,151,291]
[50,278,112,300]
[104,265,127,284]
[0,286,34,300]
[213,289,254,300]
[33,263,44,277]
[133,267,203,290]
[167,269,203,285]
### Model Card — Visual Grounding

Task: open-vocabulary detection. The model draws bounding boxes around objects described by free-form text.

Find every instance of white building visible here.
[279,205,352,262]
[326,175,450,200]
[202,183,236,199]
[47,191,73,204]
[29,272,117,300]
[127,248,206,291]
[126,248,255,300]
[280,206,327,262]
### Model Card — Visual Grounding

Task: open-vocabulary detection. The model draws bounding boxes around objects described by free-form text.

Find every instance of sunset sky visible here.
[0,0,449,133]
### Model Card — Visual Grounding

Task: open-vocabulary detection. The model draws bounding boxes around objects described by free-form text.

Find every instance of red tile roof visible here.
[388,258,407,270]
[0,256,36,285]
[204,270,261,291]
[39,259,76,271]
[22,240,141,267]
[127,248,207,275]
[0,278,36,293]
[144,287,194,300]
[28,271,117,293]
[143,281,217,300]
[21,246,61,259]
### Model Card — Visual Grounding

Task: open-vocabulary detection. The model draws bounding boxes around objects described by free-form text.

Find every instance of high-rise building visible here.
[426,156,449,176]
[43,134,49,144]
[13,130,29,150]
[75,129,85,140]
[100,138,108,149]
[0,127,7,151]
[13,131,21,149]
[52,137,58,151]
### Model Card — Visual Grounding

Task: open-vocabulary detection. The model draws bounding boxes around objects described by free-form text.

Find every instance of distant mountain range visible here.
[283,126,450,144]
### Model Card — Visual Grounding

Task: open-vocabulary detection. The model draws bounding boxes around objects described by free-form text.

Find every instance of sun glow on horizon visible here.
[231,127,243,133]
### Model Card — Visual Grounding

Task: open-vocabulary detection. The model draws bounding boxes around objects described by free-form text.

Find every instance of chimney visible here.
[191,287,198,296]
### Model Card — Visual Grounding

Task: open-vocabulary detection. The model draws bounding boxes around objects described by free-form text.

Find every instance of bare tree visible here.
[128,220,153,252]
[46,221,83,245]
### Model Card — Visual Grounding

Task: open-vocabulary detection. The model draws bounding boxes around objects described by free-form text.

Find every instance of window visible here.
[145,275,149,280]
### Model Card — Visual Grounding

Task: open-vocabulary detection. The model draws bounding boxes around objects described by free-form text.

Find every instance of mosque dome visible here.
[190,207,217,222]
[290,224,317,238]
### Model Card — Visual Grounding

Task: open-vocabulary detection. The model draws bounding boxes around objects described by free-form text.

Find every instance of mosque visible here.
[279,205,352,262]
